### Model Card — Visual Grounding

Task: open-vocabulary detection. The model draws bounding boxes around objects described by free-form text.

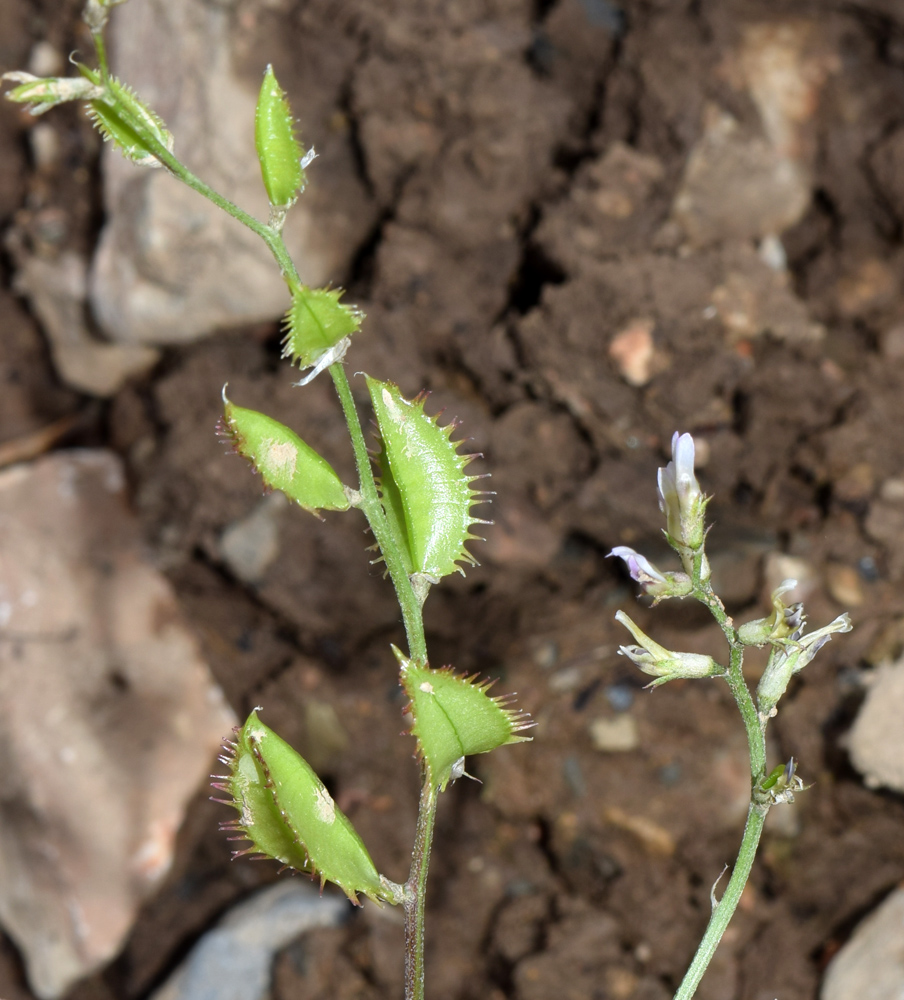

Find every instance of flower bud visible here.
[614,610,723,687]
[657,432,708,564]
[608,546,693,601]
[2,72,102,115]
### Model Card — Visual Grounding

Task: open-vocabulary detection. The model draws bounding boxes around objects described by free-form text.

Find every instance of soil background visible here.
[2,0,904,999]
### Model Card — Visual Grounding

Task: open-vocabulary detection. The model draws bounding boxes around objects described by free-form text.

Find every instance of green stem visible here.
[105,80,437,995]
[404,780,438,1000]
[695,574,766,779]
[112,105,429,662]
[102,112,302,286]
[672,567,770,999]
[92,31,110,80]
[672,802,767,1000]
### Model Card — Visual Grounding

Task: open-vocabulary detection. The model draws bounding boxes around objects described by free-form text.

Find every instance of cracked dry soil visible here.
[3,0,904,998]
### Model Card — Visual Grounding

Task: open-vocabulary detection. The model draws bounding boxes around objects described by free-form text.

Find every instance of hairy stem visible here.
[673,802,767,1000]
[404,780,438,1000]
[113,106,429,662]
[107,79,437,992]
[673,566,770,999]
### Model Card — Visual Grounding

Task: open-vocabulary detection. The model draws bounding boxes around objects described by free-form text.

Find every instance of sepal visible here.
[738,579,803,647]
[281,286,363,384]
[82,68,174,167]
[367,377,491,586]
[255,65,304,211]
[221,388,351,515]
[614,610,723,687]
[756,612,852,720]
[396,648,533,792]
[2,72,102,115]
[214,710,401,905]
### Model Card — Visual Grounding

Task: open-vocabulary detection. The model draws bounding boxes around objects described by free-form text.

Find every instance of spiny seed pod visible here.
[255,65,303,209]
[367,377,491,583]
[396,648,534,792]
[213,711,400,905]
[221,389,351,515]
[282,286,364,385]
[81,68,173,167]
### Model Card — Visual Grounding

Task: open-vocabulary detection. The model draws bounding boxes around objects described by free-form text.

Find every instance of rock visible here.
[865,500,904,581]
[835,257,900,319]
[674,21,838,246]
[0,451,236,998]
[151,881,347,1000]
[869,125,904,223]
[90,0,374,345]
[762,553,818,604]
[603,807,675,857]
[11,249,159,396]
[821,887,904,1000]
[708,243,824,344]
[589,715,639,753]
[846,657,904,793]
[608,318,660,387]
[673,103,812,246]
[219,492,288,584]
[825,563,865,608]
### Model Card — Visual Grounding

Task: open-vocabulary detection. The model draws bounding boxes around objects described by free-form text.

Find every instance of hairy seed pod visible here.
[215,711,399,904]
[222,390,351,515]
[367,377,491,583]
[255,65,303,208]
[81,68,173,167]
[396,649,534,792]
[282,286,363,382]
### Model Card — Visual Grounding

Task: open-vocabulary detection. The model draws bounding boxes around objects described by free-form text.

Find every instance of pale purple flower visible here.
[608,546,667,587]
[657,432,705,552]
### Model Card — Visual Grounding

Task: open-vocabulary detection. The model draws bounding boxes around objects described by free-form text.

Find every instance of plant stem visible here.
[111,83,439,995]
[695,577,766,780]
[98,110,303,285]
[113,110,430,663]
[672,571,770,999]
[404,780,438,1000]
[672,802,767,1000]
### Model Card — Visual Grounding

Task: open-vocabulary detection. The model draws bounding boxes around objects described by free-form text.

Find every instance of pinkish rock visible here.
[0,450,236,998]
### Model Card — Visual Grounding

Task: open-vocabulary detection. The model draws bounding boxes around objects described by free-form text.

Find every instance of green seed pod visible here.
[215,711,399,905]
[221,389,351,515]
[366,377,491,583]
[81,68,174,167]
[397,649,534,792]
[255,65,303,209]
[282,286,364,384]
